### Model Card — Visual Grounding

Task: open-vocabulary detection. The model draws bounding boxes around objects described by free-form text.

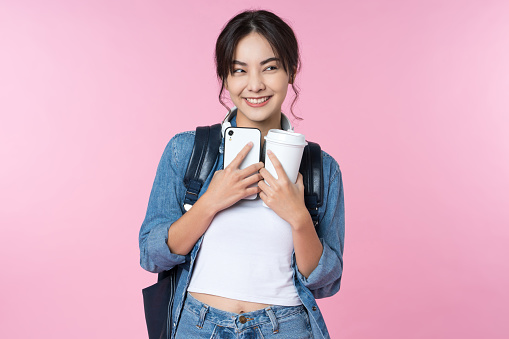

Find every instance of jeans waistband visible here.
[184,292,305,333]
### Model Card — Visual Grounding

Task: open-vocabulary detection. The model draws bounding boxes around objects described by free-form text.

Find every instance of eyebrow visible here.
[233,57,280,66]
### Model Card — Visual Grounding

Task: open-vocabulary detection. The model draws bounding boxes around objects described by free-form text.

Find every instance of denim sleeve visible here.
[139,135,187,273]
[295,158,345,299]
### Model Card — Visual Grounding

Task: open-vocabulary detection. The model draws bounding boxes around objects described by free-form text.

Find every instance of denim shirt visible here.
[139,114,345,339]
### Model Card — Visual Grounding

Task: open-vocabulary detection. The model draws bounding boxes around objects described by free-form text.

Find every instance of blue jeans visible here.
[175,293,313,338]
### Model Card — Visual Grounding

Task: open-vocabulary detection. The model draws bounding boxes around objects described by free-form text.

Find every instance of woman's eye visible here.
[265,66,278,71]
[233,69,245,73]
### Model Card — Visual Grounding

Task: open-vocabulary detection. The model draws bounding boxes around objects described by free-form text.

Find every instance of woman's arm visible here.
[259,151,345,298]
[258,150,323,277]
[167,142,264,255]
[296,156,345,299]
[289,209,324,278]
[139,135,263,273]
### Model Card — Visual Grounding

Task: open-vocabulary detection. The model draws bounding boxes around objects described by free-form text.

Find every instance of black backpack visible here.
[142,123,324,339]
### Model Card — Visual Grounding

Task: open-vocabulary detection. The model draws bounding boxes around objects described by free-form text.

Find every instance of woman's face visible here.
[226,32,291,127]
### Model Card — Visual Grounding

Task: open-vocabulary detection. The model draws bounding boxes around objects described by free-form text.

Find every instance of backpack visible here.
[143,123,324,339]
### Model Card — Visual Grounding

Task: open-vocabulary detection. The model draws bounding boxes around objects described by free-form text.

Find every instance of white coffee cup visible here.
[263,129,307,208]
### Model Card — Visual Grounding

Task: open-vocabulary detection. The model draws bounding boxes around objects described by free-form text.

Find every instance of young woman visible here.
[139,10,345,339]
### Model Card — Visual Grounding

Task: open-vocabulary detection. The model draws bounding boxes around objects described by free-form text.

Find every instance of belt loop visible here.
[196,304,209,329]
[265,307,279,334]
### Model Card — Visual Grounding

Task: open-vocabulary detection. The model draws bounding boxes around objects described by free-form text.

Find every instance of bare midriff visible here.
[189,292,271,314]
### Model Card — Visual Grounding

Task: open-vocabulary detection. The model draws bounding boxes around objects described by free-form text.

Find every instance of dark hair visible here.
[215,10,302,120]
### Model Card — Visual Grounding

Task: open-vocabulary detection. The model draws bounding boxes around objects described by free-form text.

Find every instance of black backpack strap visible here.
[300,142,324,226]
[182,123,222,211]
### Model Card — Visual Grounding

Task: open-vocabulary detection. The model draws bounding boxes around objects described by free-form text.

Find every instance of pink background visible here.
[1,0,508,338]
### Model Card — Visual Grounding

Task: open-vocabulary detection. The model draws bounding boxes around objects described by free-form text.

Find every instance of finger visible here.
[242,172,263,187]
[296,172,304,185]
[258,190,268,204]
[266,150,288,181]
[295,172,306,190]
[244,185,261,198]
[258,178,274,195]
[259,167,277,187]
[258,191,273,208]
[227,142,253,170]
[239,161,264,178]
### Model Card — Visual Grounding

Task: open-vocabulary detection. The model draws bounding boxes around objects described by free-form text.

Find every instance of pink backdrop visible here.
[1,0,508,338]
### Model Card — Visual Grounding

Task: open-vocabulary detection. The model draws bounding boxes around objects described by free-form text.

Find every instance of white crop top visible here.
[187,197,302,306]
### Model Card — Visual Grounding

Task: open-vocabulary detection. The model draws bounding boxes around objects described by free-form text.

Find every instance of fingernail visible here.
[267,149,272,155]
[248,141,253,146]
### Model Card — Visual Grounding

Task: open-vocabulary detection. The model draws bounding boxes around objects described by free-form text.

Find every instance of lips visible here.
[244,96,272,107]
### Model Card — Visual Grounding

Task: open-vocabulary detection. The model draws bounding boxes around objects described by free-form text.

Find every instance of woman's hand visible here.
[201,142,264,214]
[258,150,310,228]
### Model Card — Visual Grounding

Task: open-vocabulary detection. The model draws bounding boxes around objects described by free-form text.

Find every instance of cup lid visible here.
[264,129,307,146]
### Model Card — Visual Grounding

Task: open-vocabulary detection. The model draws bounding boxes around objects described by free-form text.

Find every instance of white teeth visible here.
[246,96,269,104]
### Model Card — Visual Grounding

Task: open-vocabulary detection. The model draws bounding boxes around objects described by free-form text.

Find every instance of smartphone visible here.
[223,127,261,200]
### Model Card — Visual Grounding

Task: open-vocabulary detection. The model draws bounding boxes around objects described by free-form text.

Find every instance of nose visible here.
[247,71,265,92]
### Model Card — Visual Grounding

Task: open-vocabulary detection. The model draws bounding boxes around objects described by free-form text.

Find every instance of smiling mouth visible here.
[245,96,271,104]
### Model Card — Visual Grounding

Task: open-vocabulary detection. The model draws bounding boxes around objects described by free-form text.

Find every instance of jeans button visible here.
[239,315,247,324]
[312,306,317,311]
